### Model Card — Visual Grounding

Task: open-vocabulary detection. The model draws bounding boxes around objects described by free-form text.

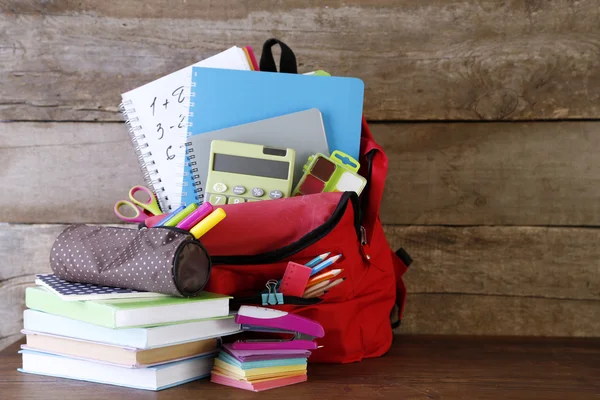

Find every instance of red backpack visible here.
[200,39,411,363]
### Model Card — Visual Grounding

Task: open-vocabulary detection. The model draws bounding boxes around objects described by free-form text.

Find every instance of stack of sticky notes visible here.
[210,306,325,391]
[211,344,311,391]
[19,276,241,391]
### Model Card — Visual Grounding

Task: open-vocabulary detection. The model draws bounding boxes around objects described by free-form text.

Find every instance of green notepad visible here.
[26,287,231,329]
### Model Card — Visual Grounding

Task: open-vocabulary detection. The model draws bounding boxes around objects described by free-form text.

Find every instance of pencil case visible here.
[49,224,212,297]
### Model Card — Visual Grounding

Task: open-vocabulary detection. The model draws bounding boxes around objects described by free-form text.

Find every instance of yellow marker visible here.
[190,208,226,239]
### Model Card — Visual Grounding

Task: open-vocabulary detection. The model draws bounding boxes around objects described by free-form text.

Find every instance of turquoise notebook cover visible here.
[183,68,364,205]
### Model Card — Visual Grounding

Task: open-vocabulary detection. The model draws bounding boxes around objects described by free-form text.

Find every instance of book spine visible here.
[119,99,169,212]
[182,69,205,204]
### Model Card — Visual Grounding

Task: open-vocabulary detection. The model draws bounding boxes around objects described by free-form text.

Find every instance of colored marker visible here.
[144,213,168,228]
[309,254,342,276]
[305,252,331,268]
[163,203,198,227]
[177,202,214,230]
[190,208,226,239]
[306,269,343,289]
[154,205,185,227]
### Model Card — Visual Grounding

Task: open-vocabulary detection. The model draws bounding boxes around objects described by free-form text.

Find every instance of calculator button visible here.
[247,199,260,202]
[209,194,227,205]
[233,185,246,195]
[252,187,265,197]
[212,182,227,193]
[269,190,283,199]
[227,197,245,204]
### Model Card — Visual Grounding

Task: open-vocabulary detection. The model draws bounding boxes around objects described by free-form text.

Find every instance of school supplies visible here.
[162,202,198,227]
[185,109,329,199]
[113,185,162,224]
[51,224,212,297]
[176,202,213,230]
[232,306,324,351]
[20,350,215,391]
[279,262,312,297]
[204,140,295,205]
[142,213,169,228]
[25,286,231,329]
[182,67,364,206]
[121,46,256,212]
[310,254,342,276]
[305,269,343,289]
[189,208,226,239]
[211,306,322,391]
[35,274,166,301]
[22,332,219,368]
[23,309,241,350]
[154,205,185,227]
[293,151,367,196]
[305,252,331,268]
[302,278,346,298]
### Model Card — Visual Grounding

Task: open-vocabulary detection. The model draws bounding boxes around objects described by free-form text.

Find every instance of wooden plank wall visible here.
[1,1,600,348]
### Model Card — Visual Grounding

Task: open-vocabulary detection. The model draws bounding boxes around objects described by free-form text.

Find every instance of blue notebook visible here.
[182,68,364,205]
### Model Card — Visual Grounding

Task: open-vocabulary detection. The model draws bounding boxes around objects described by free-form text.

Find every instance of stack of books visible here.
[19,276,241,391]
[210,306,325,392]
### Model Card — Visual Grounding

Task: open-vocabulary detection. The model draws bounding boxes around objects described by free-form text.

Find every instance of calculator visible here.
[205,140,296,205]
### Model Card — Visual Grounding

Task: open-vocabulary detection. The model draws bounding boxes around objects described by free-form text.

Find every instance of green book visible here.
[26,287,232,329]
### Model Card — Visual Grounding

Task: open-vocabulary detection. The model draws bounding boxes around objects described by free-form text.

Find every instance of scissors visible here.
[114,186,163,223]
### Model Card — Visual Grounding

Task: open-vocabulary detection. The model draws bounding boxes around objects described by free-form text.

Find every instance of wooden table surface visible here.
[1,335,598,399]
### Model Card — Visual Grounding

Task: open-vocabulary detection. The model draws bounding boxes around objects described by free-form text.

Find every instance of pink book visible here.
[211,373,307,392]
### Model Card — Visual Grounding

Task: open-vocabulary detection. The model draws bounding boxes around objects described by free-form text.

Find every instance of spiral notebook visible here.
[181,68,364,206]
[120,46,257,212]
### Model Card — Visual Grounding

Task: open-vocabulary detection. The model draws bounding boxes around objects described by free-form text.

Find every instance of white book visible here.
[120,46,253,212]
[20,350,214,391]
[23,309,241,349]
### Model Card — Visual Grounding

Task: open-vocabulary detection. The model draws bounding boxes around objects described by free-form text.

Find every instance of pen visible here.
[190,208,227,239]
[304,278,346,298]
[163,203,198,227]
[176,202,214,230]
[309,254,342,276]
[305,269,343,289]
[154,205,185,227]
[305,252,331,268]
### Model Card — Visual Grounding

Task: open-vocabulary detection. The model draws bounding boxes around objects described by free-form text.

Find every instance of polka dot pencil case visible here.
[49,225,212,297]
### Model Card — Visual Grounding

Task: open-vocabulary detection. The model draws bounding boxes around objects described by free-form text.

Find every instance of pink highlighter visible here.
[176,202,214,231]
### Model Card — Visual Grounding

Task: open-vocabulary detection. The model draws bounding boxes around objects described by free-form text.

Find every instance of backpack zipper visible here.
[357,149,376,261]
[212,191,362,265]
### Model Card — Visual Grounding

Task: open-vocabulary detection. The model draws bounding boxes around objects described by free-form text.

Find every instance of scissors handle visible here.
[129,186,162,216]
[114,200,150,224]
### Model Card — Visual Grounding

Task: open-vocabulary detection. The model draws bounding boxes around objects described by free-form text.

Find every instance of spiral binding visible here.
[181,69,204,203]
[119,100,170,211]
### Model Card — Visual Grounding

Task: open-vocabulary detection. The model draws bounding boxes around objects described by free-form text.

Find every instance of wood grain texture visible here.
[385,225,600,301]
[4,121,600,225]
[2,1,600,121]
[376,121,600,226]
[0,122,143,223]
[2,336,599,399]
[399,294,600,337]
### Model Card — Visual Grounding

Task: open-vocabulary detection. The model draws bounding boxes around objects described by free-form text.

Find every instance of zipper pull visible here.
[360,226,372,262]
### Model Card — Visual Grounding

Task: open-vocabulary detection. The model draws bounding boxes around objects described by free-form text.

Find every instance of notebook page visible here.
[121,47,251,211]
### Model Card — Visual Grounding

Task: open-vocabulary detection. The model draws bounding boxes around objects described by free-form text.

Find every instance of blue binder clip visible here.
[262,280,284,306]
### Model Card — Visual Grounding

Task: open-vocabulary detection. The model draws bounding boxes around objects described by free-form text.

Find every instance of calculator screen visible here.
[213,154,289,179]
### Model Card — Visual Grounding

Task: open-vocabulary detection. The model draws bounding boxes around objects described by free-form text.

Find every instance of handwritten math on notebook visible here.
[120,47,253,212]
